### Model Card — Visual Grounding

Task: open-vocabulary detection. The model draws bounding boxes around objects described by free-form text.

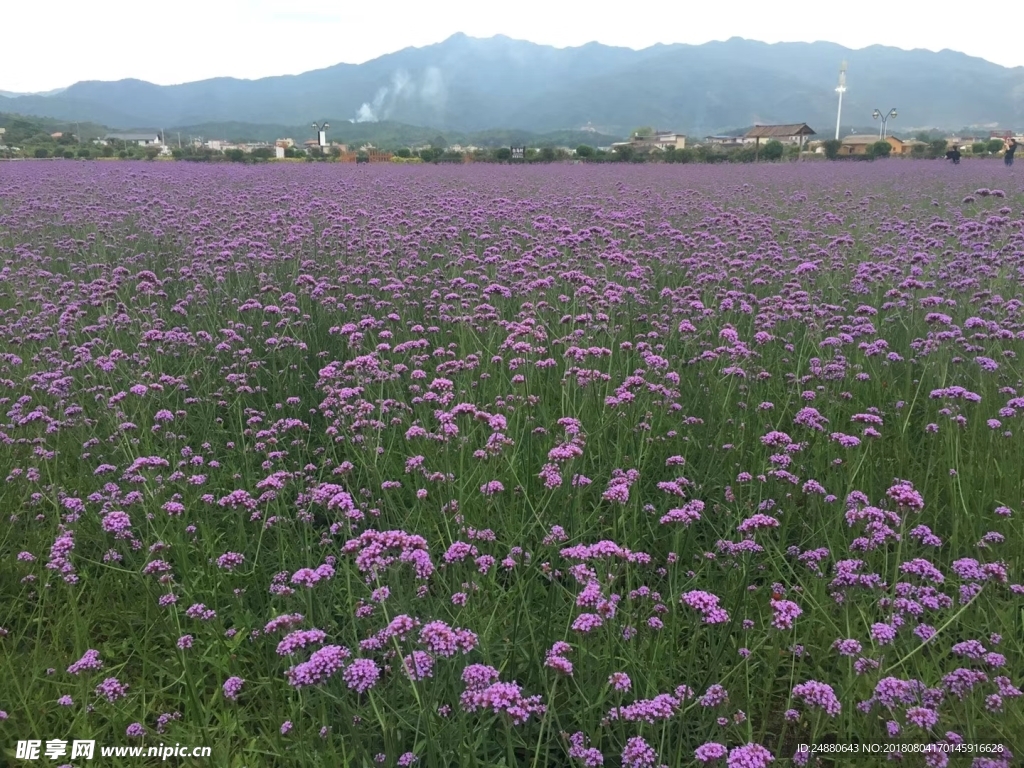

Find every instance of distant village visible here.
[93,124,1023,158]
[3,122,1021,162]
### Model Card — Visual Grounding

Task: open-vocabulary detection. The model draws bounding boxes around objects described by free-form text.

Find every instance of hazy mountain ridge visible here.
[2,34,1022,135]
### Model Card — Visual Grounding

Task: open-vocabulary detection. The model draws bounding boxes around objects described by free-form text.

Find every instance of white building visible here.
[104,133,162,146]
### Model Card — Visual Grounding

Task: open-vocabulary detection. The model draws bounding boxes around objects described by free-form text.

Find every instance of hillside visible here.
[3,35,1022,135]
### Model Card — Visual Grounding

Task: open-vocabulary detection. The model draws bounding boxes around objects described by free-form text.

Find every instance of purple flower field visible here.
[1,160,1023,766]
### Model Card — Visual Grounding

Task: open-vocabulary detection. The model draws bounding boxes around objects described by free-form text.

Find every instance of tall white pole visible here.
[835,61,847,141]
[835,88,844,140]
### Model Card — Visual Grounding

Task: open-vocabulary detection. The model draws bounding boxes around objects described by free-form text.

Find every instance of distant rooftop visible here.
[843,134,902,144]
[745,124,816,139]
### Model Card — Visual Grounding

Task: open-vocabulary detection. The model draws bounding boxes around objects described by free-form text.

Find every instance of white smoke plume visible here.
[353,68,446,123]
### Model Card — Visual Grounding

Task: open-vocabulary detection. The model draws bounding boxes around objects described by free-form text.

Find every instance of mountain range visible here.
[3,34,1023,137]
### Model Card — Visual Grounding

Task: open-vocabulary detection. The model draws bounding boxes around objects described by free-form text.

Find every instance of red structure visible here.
[337,150,393,163]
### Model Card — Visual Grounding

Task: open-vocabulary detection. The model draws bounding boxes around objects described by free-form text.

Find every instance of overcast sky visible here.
[3,0,1021,92]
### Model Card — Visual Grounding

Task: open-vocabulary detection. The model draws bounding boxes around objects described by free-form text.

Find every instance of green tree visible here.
[694,145,716,163]
[251,147,274,160]
[822,139,842,160]
[761,140,784,161]
[575,144,594,159]
[926,139,948,159]
[971,143,988,156]
[537,147,556,163]
[117,150,128,159]
[62,149,75,159]
[284,147,304,158]
[869,141,892,158]
[613,144,635,162]
[34,148,49,158]
[671,147,695,164]
[225,148,246,163]
[731,146,758,163]
[395,148,412,158]
[493,147,512,162]
[911,143,927,157]
[987,138,1006,153]
[144,147,160,160]
[631,126,654,139]
[101,145,114,157]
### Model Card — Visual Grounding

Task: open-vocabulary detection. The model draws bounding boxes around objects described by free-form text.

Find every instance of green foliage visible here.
[0,113,106,146]
[971,143,988,156]
[927,139,949,159]
[101,145,114,157]
[251,147,274,160]
[987,138,1006,153]
[394,148,412,159]
[822,139,842,160]
[33,147,48,158]
[613,144,635,162]
[574,144,594,159]
[669,147,695,164]
[730,146,758,163]
[631,126,654,139]
[225,149,246,162]
[76,148,91,159]
[492,147,512,162]
[536,147,556,163]
[284,147,304,159]
[869,141,892,158]
[144,147,161,160]
[760,140,784,161]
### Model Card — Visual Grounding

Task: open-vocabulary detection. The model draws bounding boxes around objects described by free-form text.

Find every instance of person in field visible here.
[1005,138,1018,167]
[946,146,961,165]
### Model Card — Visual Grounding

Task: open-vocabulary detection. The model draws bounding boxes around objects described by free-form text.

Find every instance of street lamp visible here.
[872,108,897,140]
[311,122,330,149]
